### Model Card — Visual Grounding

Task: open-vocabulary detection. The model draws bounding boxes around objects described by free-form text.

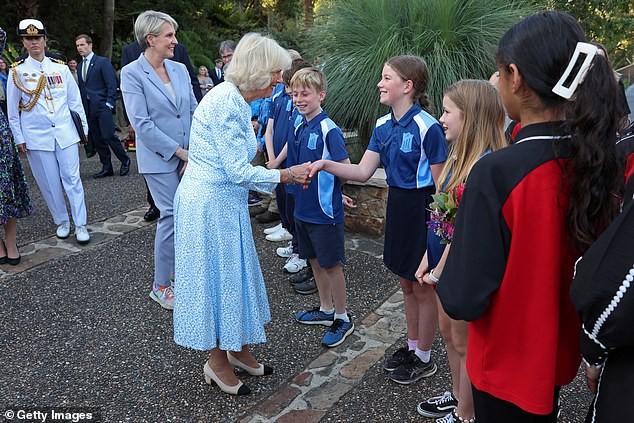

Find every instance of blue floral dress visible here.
[173,82,280,352]
[0,28,32,224]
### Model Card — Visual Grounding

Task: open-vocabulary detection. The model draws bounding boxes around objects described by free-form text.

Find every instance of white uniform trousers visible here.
[27,143,87,227]
[144,166,182,290]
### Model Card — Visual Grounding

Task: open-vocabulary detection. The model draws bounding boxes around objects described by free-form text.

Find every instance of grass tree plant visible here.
[307,0,535,148]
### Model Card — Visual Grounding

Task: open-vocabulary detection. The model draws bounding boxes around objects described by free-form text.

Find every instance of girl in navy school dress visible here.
[414,80,507,423]
[309,55,448,384]
[436,11,623,422]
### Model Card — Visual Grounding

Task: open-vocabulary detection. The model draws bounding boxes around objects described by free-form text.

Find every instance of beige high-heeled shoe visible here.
[227,352,274,376]
[203,362,251,395]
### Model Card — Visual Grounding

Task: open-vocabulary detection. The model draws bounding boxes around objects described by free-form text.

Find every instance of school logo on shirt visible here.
[400,132,413,153]
[308,132,319,150]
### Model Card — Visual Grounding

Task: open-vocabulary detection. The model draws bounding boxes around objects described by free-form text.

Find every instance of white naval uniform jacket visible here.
[7,55,88,151]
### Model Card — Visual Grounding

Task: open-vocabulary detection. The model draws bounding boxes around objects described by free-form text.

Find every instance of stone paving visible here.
[0,149,593,422]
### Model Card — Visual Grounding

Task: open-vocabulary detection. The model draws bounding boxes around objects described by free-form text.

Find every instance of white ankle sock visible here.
[320,307,334,314]
[334,312,349,322]
[415,347,431,363]
[407,339,418,351]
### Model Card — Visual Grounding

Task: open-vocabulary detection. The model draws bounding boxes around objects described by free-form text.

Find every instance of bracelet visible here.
[287,167,297,181]
[428,269,440,283]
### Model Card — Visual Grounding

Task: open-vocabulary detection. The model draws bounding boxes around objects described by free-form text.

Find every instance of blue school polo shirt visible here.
[270,89,295,162]
[293,110,349,224]
[367,103,447,189]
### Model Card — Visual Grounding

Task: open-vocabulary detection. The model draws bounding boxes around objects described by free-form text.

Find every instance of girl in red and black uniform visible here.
[437,11,623,422]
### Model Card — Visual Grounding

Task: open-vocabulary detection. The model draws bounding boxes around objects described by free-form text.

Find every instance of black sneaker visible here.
[289,267,313,285]
[417,391,458,418]
[383,346,410,372]
[388,351,437,385]
[294,277,317,295]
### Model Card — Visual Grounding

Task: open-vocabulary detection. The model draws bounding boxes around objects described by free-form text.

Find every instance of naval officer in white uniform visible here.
[7,19,90,243]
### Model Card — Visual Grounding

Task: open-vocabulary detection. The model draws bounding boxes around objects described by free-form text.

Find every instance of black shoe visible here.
[93,169,114,179]
[249,205,268,217]
[144,206,160,222]
[86,151,96,158]
[383,346,410,372]
[389,352,437,385]
[294,277,317,295]
[289,267,313,285]
[256,211,280,224]
[120,158,131,176]
[416,391,458,418]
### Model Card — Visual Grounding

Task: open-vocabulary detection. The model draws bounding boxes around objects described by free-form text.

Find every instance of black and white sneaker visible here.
[388,351,437,384]
[383,346,410,372]
[417,391,458,418]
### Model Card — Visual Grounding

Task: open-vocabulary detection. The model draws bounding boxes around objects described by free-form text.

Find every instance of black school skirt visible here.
[383,185,434,281]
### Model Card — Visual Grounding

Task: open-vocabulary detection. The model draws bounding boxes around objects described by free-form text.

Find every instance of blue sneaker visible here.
[321,317,354,347]
[295,307,334,326]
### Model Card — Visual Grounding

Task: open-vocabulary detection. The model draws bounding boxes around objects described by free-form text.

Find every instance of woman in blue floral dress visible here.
[173,33,309,396]
[0,27,33,265]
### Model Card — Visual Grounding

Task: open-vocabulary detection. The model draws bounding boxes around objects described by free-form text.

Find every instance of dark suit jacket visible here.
[210,67,224,86]
[121,41,203,102]
[77,54,118,118]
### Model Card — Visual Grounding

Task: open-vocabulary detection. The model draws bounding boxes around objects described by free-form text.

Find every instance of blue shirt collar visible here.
[390,103,422,127]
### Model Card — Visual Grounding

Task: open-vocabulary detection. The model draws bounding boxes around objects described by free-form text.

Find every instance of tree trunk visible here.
[101,0,115,59]
[304,0,315,27]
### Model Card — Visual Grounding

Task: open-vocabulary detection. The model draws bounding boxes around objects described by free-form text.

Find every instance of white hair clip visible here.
[552,42,599,100]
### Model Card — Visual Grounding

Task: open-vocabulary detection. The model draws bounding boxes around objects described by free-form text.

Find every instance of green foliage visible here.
[307,0,535,144]
[533,0,633,69]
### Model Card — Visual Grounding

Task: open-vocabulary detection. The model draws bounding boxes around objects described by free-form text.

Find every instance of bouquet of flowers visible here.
[427,183,465,244]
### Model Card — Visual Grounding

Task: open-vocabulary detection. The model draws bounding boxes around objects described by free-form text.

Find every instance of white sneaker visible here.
[284,254,307,273]
[266,228,292,242]
[263,223,283,235]
[75,225,90,244]
[276,241,294,258]
[56,221,71,239]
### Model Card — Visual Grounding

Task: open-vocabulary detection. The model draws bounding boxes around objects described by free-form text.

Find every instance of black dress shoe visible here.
[93,169,114,179]
[256,211,280,224]
[144,206,160,222]
[120,159,131,176]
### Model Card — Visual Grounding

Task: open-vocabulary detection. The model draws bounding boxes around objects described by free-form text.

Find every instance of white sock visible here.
[407,339,418,351]
[415,347,431,363]
[319,307,334,314]
[334,312,349,322]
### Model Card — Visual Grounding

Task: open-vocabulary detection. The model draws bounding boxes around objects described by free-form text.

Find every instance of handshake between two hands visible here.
[284,160,324,187]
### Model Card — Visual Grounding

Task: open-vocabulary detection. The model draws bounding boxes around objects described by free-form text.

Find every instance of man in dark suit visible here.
[120,39,201,221]
[76,34,131,178]
[210,58,224,86]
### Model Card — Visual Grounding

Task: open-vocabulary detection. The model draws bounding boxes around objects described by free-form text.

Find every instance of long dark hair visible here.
[497,11,623,252]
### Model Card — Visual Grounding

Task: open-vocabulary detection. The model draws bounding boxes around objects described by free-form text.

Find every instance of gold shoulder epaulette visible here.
[51,57,66,65]
[10,58,25,68]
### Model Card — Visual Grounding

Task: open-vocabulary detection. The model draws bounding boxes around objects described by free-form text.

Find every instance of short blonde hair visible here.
[290,67,327,93]
[134,10,178,50]
[224,33,291,91]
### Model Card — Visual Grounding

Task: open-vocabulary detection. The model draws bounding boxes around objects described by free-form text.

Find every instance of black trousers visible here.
[88,107,129,171]
[472,385,560,423]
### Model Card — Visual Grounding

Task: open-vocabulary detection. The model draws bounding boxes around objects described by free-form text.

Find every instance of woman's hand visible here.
[281,162,311,185]
[175,147,189,176]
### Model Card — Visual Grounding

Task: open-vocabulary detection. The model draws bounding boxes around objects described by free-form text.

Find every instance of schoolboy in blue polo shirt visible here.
[289,67,354,347]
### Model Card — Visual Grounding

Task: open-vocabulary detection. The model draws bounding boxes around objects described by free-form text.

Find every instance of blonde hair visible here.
[134,10,178,50]
[437,79,507,193]
[224,33,291,91]
[290,67,327,92]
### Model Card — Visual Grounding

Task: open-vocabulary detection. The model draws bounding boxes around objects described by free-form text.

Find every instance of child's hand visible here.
[308,160,326,178]
[414,253,430,286]
[342,195,356,209]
